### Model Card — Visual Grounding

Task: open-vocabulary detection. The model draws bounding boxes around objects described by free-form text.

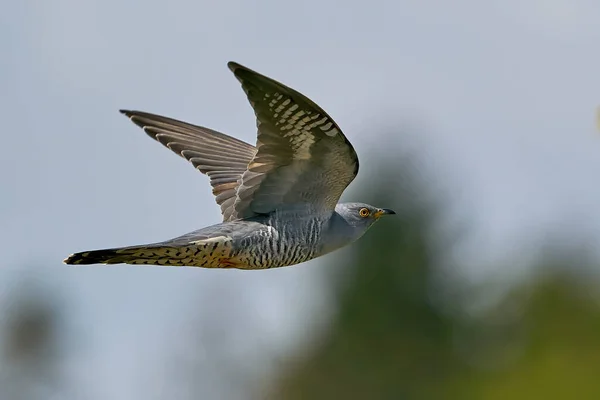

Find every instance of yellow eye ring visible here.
[359,208,370,217]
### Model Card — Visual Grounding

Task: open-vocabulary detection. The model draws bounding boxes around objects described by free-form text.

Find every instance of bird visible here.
[63,62,396,270]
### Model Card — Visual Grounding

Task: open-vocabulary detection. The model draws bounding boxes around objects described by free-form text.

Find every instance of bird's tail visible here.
[63,245,184,266]
[63,236,236,268]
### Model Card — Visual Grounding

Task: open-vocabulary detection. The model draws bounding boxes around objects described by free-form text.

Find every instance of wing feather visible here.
[227,62,359,219]
[119,62,359,222]
[120,110,257,221]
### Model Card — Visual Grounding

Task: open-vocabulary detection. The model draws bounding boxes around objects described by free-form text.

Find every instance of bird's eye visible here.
[359,208,370,217]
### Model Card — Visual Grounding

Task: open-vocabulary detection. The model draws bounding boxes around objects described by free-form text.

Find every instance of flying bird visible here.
[64,62,395,269]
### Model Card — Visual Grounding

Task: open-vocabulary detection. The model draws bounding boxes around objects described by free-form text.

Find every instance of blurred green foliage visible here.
[3,160,600,400]
[268,161,600,400]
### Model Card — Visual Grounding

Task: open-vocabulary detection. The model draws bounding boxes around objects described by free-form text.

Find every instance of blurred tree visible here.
[460,271,600,399]
[0,278,65,400]
[266,158,600,400]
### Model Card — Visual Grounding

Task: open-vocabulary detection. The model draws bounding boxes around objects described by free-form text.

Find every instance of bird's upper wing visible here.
[120,110,257,222]
[228,62,359,220]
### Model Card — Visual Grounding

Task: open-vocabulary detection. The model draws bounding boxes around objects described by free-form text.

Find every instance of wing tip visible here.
[119,110,147,128]
[227,62,257,81]
[227,61,242,73]
[119,109,134,118]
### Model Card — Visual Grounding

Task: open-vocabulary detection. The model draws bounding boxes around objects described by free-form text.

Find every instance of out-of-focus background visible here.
[2,1,600,399]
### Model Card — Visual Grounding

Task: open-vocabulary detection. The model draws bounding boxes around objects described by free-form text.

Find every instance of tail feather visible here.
[63,245,185,266]
[63,236,237,268]
[64,248,128,265]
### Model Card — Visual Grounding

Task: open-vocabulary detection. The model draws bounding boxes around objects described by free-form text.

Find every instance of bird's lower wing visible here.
[120,110,257,222]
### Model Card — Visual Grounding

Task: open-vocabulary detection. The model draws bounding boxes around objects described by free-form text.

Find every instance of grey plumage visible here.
[64,62,395,270]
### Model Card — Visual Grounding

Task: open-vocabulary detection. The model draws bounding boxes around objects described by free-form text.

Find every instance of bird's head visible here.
[335,202,396,232]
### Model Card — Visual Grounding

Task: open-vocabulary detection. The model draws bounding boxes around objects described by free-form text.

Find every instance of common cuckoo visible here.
[64,62,395,269]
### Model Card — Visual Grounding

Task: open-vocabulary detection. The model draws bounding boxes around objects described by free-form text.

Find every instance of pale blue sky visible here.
[2,0,600,398]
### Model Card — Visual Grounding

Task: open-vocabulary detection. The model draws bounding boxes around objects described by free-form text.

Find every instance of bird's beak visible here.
[374,208,396,218]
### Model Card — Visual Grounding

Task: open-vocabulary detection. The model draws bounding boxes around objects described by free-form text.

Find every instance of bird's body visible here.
[64,62,395,270]
[66,203,376,269]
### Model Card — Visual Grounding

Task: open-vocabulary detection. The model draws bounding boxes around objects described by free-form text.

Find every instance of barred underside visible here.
[223,213,325,269]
